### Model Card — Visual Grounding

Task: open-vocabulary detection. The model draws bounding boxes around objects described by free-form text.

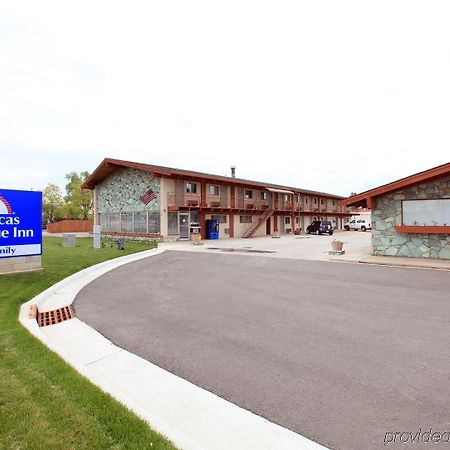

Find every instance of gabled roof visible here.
[82,157,345,199]
[339,161,450,208]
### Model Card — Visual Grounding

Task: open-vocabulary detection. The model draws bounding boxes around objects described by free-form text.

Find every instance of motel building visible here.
[339,162,450,260]
[83,158,351,241]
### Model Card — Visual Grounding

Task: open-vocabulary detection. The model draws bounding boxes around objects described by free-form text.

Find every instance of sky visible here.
[1,1,449,197]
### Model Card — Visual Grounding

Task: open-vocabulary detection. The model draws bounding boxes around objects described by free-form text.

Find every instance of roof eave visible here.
[339,161,450,207]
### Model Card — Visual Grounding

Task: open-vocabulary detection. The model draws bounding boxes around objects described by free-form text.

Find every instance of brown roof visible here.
[339,161,450,208]
[82,157,345,199]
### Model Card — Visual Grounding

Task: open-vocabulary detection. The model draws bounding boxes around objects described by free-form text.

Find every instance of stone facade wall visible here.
[0,255,42,275]
[372,176,450,259]
[96,168,160,213]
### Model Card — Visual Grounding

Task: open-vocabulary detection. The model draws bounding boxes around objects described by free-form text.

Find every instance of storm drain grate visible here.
[37,306,75,327]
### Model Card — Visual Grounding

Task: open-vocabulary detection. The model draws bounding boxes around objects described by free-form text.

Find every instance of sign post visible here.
[0,188,43,274]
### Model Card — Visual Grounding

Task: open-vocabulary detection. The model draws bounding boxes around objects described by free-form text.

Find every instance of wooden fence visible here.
[46,220,94,233]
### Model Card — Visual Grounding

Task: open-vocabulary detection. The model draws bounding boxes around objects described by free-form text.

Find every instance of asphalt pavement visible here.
[74,250,450,449]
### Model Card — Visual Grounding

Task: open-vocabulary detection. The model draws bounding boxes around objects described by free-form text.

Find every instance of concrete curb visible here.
[358,256,450,271]
[19,248,326,450]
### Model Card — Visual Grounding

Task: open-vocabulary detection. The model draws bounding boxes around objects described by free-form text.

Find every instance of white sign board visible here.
[403,199,450,226]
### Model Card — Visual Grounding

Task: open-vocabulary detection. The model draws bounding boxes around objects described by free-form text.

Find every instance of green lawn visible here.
[0,237,176,450]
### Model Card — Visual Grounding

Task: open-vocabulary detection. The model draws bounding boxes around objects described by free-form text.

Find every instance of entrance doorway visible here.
[179,212,190,240]
[266,216,271,235]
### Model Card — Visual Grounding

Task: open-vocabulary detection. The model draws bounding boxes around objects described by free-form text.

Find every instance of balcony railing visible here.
[235,198,270,210]
[167,192,349,214]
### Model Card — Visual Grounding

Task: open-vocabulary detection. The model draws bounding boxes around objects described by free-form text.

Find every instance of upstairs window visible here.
[244,190,253,199]
[261,191,268,200]
[208,185,220,196]
[186,182,197,194]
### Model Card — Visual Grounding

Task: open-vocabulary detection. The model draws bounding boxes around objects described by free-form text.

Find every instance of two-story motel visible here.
[82,158,351,240]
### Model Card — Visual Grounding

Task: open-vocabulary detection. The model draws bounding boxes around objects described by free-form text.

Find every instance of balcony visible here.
[167,192,349,214]
[168,193,232,209]
[278,200,293,211]
[168,193,273,211]
[235,198,270,210]
[302,204,311,212]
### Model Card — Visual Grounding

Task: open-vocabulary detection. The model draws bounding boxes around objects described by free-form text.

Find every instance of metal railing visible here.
[167,193,348,214]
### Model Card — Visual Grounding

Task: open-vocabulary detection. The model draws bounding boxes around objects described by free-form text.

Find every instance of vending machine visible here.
[205,219,219,239]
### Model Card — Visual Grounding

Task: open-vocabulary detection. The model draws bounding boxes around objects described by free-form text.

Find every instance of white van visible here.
[344,213,372,231]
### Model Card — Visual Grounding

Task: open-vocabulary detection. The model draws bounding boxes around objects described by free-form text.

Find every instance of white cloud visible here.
[0,1,449,195]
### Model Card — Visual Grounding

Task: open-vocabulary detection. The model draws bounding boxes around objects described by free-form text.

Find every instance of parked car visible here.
[344,218,372,231]
[306,220,334,235]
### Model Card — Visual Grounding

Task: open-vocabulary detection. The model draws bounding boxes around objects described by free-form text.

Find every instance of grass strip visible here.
[0,237,176,450]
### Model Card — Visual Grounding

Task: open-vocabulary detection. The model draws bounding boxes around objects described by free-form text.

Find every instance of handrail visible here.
[167,193,349,214]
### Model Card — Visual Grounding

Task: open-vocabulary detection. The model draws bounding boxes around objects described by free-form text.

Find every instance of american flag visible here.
[140,189,157,205]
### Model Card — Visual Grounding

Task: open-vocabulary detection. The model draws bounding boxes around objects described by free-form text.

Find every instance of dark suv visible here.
[306,220,334,235]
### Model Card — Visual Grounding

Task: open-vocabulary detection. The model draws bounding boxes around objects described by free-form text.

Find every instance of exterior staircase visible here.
[242,209,274,238]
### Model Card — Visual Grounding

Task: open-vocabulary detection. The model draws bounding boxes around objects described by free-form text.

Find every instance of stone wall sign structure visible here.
[371,177,450,259]
[339,162,450,260]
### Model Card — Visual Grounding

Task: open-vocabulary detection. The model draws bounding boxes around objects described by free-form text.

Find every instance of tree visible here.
[42,184,64,224]
[64,171,93,219]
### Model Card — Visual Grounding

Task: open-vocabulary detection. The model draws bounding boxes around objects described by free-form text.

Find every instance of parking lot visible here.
[74,248,450,449]
[160,230,373,262]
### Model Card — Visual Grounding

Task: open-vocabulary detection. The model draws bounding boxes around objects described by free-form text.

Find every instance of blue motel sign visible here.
[0,188,42,258]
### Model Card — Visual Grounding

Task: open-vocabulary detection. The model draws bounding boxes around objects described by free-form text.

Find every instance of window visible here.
[314,198,317,204]
[320,199,324,205]
[148,212,161,233]
[283,194,290,202]
[99,213,110,231]
[261,191,268,200]
[168,212,178,234]
[305,198,308,204]
[92,212,162,234]
[190,211,199,224]
[240,215,253,223]
[134,212,147,233]
[212,215,227,223]
[295,216,299,224]
[332,200,336,206]
[186,182,197,193]
[208,185,220,196]
[402,199,450,226]
[285,216,291,225]
[244,190,253,199]
[110,213,120,232]
[295,194,300,203]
